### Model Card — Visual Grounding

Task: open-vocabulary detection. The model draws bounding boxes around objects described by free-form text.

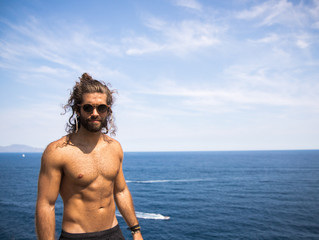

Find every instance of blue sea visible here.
[0,150,319,239]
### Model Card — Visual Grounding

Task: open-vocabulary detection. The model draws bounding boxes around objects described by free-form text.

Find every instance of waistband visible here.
[60,224,121,239]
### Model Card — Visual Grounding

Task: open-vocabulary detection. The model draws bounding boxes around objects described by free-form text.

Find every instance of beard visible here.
[79,115,107,133]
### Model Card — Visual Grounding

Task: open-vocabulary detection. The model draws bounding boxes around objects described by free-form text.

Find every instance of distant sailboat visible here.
[22,154,25,158]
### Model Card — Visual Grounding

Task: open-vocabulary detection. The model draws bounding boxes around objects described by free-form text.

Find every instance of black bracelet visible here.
[128,224,141,235]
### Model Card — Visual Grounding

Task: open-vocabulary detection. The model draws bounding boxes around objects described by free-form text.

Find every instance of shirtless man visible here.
[36,73,143,240]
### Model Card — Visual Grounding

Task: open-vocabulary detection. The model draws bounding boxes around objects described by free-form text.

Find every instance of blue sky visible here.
[1,0,318,151]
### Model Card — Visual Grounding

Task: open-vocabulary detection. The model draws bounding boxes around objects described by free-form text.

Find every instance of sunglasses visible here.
[78,104,110,114]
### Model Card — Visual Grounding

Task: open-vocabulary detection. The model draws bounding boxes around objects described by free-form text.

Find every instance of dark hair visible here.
[63,73,117,135]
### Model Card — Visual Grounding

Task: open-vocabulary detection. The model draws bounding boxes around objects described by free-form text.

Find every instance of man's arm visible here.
[35,143,63,240]
[114,146,143,240]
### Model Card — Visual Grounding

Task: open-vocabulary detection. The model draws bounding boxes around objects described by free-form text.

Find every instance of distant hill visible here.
[0,144,44,153]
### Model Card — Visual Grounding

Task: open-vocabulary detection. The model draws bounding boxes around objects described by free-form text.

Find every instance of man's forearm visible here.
[35,204,56,240]
[114,187,139,227]
[115,187,143,240]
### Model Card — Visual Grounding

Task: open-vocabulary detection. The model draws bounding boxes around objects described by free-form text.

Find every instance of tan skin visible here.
[36,93,143,240]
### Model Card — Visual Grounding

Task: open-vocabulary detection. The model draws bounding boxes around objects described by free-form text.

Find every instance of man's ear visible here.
[76,107,80,116]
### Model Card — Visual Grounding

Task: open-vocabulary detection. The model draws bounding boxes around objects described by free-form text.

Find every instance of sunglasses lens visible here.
[81,104,109,113]
[83,104,94,112]
[97,105,108,113]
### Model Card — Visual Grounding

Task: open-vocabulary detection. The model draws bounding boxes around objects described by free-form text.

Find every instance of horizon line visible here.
[1,148,318,154]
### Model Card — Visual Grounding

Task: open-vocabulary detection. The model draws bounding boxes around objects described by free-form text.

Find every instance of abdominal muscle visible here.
[60,177,118,233]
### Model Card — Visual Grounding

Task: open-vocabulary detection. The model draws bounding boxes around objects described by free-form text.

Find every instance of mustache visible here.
[87,116,102,121]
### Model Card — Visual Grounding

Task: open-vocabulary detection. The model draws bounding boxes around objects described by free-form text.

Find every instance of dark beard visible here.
[79,115,107,133]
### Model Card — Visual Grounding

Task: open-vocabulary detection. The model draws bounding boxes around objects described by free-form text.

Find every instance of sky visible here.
[0,0,318,151]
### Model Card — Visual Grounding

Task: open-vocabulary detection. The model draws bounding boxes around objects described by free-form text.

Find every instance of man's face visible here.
[79,92,108,132]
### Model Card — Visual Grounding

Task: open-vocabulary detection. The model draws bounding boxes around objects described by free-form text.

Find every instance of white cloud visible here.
[309,0,319,18]
[1,14,223,70]
[125,18,222,56]
[296,39,309,49]
[236,2,269,19]
[140,84,316,111]
[173,0,202,11]
[124,36,164,55]
[134,61,319,115]
[236,0,310,27]
[294,33,313,49]
[0,17,126,86]
[248,33,279,43]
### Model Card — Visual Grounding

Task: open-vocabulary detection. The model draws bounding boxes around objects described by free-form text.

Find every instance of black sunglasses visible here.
[78,104,110,114]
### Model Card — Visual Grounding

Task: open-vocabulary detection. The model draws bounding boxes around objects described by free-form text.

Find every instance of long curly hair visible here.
[63,73,117,135]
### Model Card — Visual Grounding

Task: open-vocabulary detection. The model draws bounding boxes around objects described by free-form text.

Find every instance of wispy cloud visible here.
[248,33,279,44]
[1,0,318,150]
[172,0,202,11]
[139,83,317,113]
[236,0,315,28]
[120,0,319,117]
[124,17,223,56]
[0,16,123,82]
[236,0,293,25]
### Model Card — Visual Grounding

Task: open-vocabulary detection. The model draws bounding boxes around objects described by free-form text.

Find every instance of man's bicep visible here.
[37,152,62,205]
[114,162,127,194]
[113,141,127,193]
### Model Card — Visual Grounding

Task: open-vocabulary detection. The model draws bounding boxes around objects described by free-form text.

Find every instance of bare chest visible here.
[63,149,120,186]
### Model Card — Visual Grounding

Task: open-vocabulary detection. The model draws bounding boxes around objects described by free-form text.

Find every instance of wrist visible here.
[128,224,141,236]
[132,229,141,235]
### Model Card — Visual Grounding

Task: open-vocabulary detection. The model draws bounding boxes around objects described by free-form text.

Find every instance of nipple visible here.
[77,174,84,179]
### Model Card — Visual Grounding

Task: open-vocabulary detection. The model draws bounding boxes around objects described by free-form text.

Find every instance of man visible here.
[36,73,143,240]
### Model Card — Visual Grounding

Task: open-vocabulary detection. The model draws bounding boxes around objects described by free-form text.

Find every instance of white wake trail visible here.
[116,211,170,220]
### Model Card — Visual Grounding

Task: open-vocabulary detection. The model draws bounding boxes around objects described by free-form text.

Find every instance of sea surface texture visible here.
[0,150,318,239]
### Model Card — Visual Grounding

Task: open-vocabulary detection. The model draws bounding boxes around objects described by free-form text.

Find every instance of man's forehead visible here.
[82,92,107,103]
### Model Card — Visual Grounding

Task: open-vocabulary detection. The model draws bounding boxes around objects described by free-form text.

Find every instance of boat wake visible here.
[116,211,170,220]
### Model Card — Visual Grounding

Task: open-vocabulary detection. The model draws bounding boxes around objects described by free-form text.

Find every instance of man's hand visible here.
[133,231,143,240]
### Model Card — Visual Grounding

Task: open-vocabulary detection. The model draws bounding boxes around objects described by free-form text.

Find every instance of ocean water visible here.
[0,150,319,239]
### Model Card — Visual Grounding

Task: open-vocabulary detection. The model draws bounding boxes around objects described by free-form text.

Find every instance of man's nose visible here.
[92,108,99,116]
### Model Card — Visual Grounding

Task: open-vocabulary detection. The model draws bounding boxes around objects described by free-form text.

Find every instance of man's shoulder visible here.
[45,135,70,150]
[103,135,123,156]
[103,134,121,147]
[42,136,70,161]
